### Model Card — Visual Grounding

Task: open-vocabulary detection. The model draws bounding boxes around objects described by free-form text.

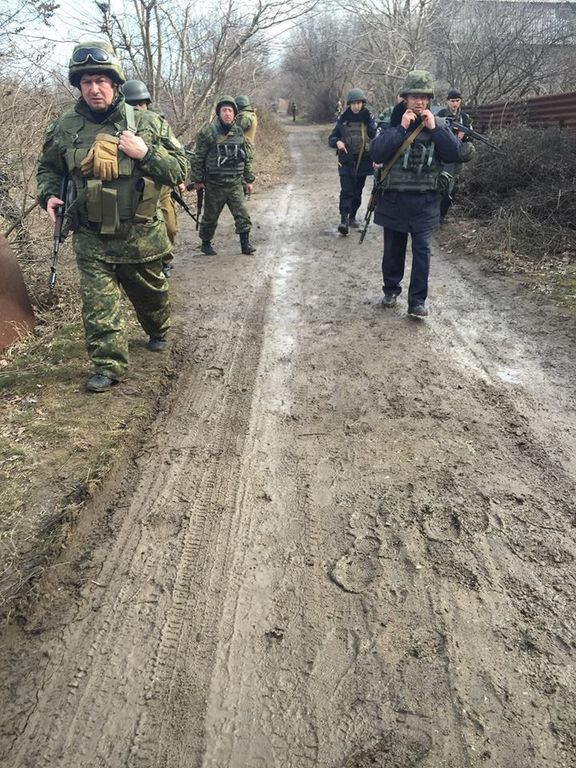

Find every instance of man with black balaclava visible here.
[328,88,377,235]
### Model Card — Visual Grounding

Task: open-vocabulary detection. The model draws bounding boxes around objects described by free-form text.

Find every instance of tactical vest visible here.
[238,110,258,145]
[58,104,162,235]
[383,126,445,193]
[205,123,246,178]
[341,121,367,156]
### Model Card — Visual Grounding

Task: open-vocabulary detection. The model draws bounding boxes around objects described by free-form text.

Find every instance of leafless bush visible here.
[459,126,576,259]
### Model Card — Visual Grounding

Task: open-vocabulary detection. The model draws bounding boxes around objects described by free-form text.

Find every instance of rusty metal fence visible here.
[469,92,576,131]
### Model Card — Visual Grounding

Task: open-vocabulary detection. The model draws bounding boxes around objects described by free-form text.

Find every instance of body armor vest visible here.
[383,126,444,193]
[341,121,367,156]
[206,123,246,178]
[237,111,258,145]
[59,104,162,235]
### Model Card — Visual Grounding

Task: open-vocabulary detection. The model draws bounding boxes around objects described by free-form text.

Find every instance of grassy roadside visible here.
[0,112,289,622]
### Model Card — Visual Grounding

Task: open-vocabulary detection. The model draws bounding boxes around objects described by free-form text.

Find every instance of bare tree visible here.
[435,0,576,105]
[90,0,318,139]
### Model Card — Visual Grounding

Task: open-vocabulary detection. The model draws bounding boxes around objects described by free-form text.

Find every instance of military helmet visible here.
[346,88,366,104]
[121,79,152,104]
[235,94,251,109]
[399,70,434,97]
[447,88,462,100]
[68,41,126,87]
[215,95,238,116]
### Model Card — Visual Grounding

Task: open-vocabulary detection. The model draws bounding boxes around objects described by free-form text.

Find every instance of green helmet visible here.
[215,95,238,116]
[235,94,251,109]
[399,70,434,97]
[346,88,366,104]
[68,41,126,87]
[121,79,152,104]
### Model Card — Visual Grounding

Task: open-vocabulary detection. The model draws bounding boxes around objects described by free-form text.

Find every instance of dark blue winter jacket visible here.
[328,106,377,177]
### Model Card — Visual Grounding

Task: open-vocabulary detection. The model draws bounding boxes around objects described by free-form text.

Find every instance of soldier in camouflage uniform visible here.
[234,95,258,157]
[36,42,188,392]
[190,96,256,256]
[121,79,182,278]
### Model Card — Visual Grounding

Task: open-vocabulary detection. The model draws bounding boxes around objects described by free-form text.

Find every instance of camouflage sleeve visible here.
[241,130,255,184]
[138,115,188,187]
[189,127,212,183]
[36,121,67,208]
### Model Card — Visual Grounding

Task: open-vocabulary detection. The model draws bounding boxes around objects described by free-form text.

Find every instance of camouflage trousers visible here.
[77,255,170,381]
[199,178,251,242]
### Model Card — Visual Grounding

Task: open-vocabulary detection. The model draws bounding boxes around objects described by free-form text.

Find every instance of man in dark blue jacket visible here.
[369,70,464,317]
[329,88,377,235]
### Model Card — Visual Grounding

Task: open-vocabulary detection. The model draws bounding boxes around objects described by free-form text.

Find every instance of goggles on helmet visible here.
[71,47,113,65]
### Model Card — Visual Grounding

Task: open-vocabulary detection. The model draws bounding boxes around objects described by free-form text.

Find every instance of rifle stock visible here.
[359,176,383,244]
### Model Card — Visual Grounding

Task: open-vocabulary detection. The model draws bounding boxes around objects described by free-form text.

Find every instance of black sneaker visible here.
[408,304,428,318]
[381,293,397,308]
[147,335,168,352]
[86,373,116,392]
[201,241,217,255]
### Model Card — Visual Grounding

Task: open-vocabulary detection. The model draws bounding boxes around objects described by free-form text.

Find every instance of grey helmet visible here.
[121,79,152,104]
[346,88,367,104]
[68,41,125,87]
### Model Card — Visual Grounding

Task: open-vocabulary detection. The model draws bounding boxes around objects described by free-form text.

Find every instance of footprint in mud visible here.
[329,535,383,593]
[341,726,432,767]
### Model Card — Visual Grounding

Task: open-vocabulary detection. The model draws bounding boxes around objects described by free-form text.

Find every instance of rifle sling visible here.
[376,122,426,184]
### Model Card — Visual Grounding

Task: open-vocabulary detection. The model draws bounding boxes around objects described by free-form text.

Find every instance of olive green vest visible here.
[383,126,445,193]
[59,104,162,235]
[341,121,368,156]
[205,123,246,179]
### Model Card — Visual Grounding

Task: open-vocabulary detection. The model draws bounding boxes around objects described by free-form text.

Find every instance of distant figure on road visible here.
[290,101,297,122]
[369,70,466,319]
[436,88,475,223]
[328,87,376,235]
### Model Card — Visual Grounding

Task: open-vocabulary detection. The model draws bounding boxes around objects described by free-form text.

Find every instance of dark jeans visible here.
[382,228,433,306]
[339,173,368,218]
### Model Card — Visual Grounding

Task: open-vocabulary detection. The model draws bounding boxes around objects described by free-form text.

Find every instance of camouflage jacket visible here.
[36,96,189,263]
[189,119,255,184]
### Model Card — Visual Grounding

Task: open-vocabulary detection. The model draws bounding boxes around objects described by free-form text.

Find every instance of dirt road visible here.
[1,122,576,768]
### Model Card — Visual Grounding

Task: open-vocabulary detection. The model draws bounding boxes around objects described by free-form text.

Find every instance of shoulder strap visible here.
[125,103,137,133]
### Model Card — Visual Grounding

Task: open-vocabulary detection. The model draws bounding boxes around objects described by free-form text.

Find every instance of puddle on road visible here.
[495,366,521,384]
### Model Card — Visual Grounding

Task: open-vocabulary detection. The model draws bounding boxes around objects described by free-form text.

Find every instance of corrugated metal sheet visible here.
[470,92,576,130]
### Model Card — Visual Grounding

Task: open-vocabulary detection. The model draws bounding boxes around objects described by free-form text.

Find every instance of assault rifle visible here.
[359,172,384,244]
[49,175,75,289]
[171,187,198,223]
[445,118,503,152]
[185,183,203,230]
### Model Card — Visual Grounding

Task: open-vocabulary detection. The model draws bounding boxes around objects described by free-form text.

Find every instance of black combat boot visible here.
[338,214,349,235]
[239,232,256,254]
[147,335,168,352]
[201,241,217,255]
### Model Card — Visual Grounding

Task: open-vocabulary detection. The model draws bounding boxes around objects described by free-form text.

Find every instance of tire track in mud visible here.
[2,122,576,768]
[3,281,272,768]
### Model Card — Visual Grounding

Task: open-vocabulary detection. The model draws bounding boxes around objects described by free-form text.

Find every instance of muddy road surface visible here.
[2,122,576,768]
